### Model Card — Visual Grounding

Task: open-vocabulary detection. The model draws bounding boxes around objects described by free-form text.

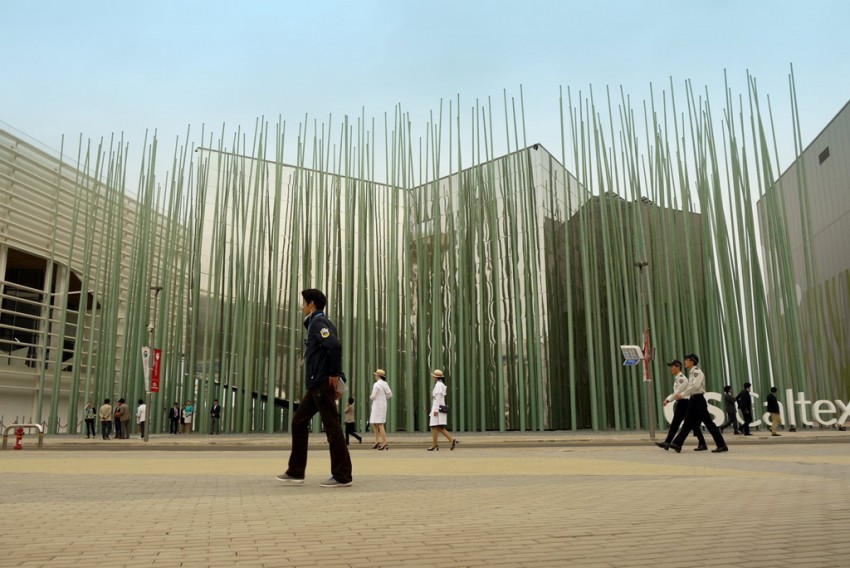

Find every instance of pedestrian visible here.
[275,289,352,487]
[666,354,728,453]
[427,369,458,451]
[656,359,707,451]
[345,397,362,445]
[210,399,222,435]
[169,402,180,434]
[369,369,392,450]
[83,401,96,439]
[182,400,194,434]
[113,398,124,440]
[766,386,782,436]
[720,385,740,435]
[136,398,147,439]
[99,398,113,440]
[120,398,132,439]
[736,383,754,436]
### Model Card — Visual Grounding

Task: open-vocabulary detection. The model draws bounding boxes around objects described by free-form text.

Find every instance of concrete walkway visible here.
[1,430,848,567]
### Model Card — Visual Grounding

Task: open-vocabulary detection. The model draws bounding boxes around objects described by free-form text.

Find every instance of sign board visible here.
[142,346,151,391]
[151,349,162,393]
[620,345,643,360]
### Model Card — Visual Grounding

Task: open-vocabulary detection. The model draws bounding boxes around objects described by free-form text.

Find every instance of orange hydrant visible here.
[14,427,24,450]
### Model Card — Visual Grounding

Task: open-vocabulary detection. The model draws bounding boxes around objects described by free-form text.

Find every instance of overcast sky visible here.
[2,0,849,178]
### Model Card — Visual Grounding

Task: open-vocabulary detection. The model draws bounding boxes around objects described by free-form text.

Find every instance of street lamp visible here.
[635,260,657,441]
[144,285,163,443]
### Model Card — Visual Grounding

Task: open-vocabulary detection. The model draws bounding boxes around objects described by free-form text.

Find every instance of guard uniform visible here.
[670,356,728,453]
[661,371,707,449]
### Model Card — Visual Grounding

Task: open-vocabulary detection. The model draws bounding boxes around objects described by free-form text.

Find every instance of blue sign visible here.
[623,359,640,366]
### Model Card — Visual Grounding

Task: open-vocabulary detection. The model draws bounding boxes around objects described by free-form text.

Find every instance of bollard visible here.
[14,427,24,450]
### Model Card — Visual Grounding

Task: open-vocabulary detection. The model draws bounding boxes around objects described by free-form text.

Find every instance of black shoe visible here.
[655,442,670,451]
[712,446,729,453]
[694,445,708,451]
[669,444,682,453]
[772,433,781,437]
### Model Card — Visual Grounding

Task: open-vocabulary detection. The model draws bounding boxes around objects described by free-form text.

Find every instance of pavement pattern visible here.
[1,432,848,567]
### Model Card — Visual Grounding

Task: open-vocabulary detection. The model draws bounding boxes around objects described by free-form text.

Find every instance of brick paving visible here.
[1,432,848,567]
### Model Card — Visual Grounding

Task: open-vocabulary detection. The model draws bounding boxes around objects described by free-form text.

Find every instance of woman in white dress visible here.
[369,369,393,450]
[428,369,457,451]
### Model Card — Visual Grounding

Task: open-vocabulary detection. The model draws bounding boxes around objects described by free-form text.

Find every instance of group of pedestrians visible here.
[343,367,458,452]
[86,398,206,439]
[720,383,783,437]
[93,398,146,440]
[275,288,461,489]
[167,401,197,434]
[658,352,785,452]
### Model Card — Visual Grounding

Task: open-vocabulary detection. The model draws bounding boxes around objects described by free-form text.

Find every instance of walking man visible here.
[766,387,782,436]
[276,289,352,487]
[736,383,754,436]
[667,354,728,453]
[210,399,222,435]
[720,385,740,435]
[657,359,707,451]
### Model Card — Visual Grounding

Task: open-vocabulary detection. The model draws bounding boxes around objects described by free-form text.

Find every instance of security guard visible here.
[668,353,729,453]
[656,359,707,451]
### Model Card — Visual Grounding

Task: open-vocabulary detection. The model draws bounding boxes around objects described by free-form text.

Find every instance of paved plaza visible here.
[1,432,848,567]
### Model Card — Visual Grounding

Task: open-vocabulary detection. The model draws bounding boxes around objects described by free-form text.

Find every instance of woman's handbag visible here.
[438,404,449,413]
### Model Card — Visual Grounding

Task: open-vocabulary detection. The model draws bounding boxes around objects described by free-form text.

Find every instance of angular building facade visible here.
[758,101,850,399]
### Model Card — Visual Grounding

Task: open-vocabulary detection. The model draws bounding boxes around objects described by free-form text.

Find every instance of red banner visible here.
[152,349,162,393]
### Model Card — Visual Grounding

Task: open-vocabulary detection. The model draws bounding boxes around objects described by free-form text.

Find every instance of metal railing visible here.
[2,423,45,450]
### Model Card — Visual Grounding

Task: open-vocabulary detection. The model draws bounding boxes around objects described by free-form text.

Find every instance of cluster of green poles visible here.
[26,70,847,434]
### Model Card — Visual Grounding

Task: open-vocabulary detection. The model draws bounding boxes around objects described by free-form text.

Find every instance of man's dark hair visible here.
[348,397,355,404]
[138,399,144,405]
[723,385,732,393]
[770,386,777,393]
[104,398,110,404]
[301,289,327,311]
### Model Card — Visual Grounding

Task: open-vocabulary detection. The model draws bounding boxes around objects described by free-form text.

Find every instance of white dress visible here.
[429,381,448,427]
[369,380,393,424]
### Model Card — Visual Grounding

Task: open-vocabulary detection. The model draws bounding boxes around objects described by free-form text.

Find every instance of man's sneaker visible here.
[320,476,352,488]
[274,473,304,485]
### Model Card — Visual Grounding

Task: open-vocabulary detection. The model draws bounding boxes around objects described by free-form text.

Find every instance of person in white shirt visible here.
[369,369,393,450]
[427,370,457,451]
[657,360,707,451]
[136,399,147,439]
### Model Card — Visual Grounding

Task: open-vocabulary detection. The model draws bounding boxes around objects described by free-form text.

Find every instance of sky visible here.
[2,0,849,180]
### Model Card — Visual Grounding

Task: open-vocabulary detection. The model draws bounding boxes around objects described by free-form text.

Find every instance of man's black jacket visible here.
[303,311,342,390]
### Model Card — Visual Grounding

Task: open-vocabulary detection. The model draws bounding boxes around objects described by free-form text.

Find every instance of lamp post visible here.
[145,285,163,443]
[635,261,657,441]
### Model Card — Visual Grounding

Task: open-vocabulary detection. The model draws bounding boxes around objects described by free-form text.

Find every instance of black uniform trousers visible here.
[286,380,352,483]
[663,399,706,446]
[672,393,727,449]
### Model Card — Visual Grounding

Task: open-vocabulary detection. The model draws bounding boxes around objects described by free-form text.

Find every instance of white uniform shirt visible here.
[136,403,147,423]
[679,366,707,398]
[665,373,689,403]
